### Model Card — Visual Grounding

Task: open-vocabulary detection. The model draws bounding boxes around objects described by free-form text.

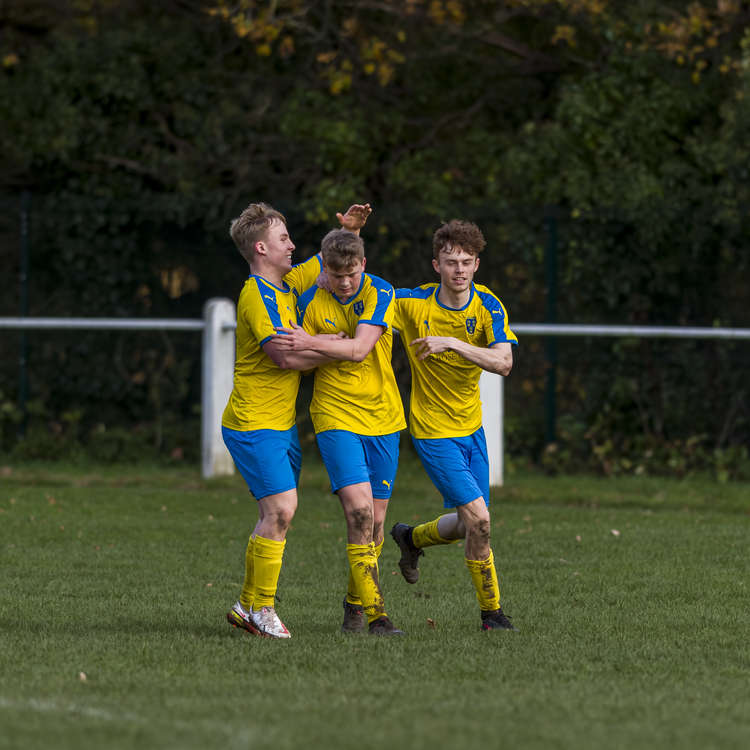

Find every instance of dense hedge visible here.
[1,2,748,477]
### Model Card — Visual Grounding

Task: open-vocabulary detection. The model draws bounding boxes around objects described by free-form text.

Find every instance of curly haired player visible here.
[389,219,519,631]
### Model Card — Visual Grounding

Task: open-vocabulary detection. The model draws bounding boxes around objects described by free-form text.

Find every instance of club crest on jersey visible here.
[353,301,365,316]
[465,317,477,334]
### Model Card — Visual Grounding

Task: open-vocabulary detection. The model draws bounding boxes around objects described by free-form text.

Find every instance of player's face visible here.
[432,246,479,294]
[324,258,365,301]
[259,219,295,273]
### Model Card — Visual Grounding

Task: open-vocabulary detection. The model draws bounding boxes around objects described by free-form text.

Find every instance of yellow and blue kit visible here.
[221,254,320,500]
[297,273,406,497]
[297,273,406,437]
[393,282,518,440]
[222,254,321,433]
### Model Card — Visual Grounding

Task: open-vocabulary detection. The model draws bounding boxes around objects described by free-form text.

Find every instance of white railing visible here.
[0,301,237,479]
[3,304,749,484]
[512,323,750,339]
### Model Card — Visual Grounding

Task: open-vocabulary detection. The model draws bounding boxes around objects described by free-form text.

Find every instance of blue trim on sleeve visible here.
[476,288,518,345]
[363,274,394,326]
[296,284,319,323]
[396,285,435,300]
[255,278,284,330]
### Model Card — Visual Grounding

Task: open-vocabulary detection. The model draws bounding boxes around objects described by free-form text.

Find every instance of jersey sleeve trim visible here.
[297,284,319,323]
[362,274,394,327]
[256,278,285,328]
[395,285,436,300]
[476,287,519,346]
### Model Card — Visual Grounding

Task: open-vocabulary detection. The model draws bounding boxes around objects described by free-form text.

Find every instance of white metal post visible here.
[480,371,504,487]
[201,298,236,478]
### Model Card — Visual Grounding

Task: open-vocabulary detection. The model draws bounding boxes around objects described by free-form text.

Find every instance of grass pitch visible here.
[1,453,748,750]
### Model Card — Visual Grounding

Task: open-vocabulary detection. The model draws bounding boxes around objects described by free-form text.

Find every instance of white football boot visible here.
[251,606,291,639]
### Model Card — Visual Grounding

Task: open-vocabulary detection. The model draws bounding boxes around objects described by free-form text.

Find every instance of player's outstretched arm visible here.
[411,337,513,376]
[275,321,382,363]
[335,203,372,235]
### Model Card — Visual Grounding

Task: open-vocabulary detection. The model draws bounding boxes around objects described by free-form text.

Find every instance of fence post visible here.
[201,298,236,478]
[480,371,504,487]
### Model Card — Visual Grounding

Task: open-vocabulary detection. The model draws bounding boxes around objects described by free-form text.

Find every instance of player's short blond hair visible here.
[321,229,364,271]
[432,219,486,259]
[229,202,287,262]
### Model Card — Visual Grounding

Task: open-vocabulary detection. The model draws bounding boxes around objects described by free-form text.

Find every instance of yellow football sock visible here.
[465,549,501,612]
[346,540,383,607]
[412,515,458,549]
[345,572,361,607]
[253,535,286,609]
[347,542,386,623]
[239,534,255,610]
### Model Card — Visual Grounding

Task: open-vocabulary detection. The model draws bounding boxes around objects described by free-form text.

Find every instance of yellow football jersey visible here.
[297,273,406,436]
[393,283,518,439]
[222,255,321,431]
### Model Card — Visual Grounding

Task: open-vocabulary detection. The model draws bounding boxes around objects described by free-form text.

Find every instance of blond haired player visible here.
[222,202,371,639]
[390,219,519,631]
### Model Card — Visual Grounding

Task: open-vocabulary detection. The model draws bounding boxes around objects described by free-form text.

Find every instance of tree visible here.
[1,0,748,470]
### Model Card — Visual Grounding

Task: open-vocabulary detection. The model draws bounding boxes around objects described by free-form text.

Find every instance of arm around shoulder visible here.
[262,338,331,370]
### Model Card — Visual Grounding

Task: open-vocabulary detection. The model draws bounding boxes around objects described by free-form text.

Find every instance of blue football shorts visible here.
[221,425,301,501]
[315,430,400,499]
[411,427,490,508]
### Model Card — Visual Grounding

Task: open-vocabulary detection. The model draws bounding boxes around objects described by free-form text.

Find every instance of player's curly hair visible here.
[229,202,287,262]
[321,228,364,270]
[432,219,486,258]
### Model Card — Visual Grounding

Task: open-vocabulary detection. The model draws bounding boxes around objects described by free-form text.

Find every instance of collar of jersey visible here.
[434,283,475,311]
[331,273,366,305]
[250,274,291,294]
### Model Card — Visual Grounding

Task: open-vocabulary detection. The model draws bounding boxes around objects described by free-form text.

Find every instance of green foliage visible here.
[0,389,22,451]
[1,1,749,470]
[504,334,750,479]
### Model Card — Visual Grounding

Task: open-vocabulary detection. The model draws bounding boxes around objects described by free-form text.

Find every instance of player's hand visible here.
[273,321,314,350]
[316,269,333,292]
[410,336,455,360]
[336,203,372,232]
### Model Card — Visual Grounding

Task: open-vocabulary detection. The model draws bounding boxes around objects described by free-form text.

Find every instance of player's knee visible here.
[349,505,373,534]
[271,506,295,534]
[467,516,490,546]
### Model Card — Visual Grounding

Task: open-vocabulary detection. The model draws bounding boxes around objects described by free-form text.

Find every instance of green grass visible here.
[1,454,749,750]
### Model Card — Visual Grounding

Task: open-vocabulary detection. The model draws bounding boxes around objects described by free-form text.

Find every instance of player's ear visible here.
[432,257,440,275]
[474,256,480,271]
[254,240,266,256]
[361,257,367,272]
